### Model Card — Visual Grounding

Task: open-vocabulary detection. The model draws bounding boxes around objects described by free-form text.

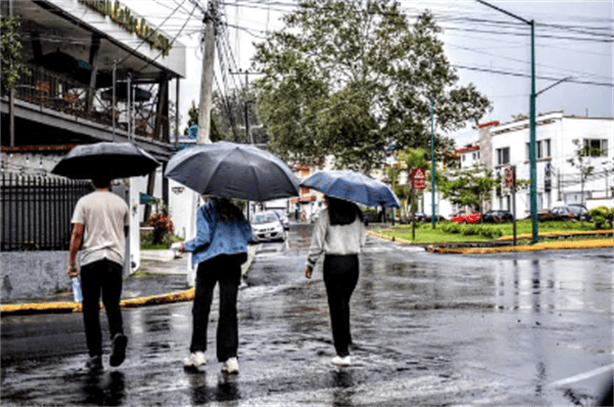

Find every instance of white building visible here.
[457,145,481,169]
[481,112,613,217]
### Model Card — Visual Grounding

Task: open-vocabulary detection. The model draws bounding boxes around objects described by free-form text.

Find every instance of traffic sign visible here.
[504,166,514,187]
[409,167,427,190]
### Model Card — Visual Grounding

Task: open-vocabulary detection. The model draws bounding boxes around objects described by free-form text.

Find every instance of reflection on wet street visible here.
[1,224,612,406]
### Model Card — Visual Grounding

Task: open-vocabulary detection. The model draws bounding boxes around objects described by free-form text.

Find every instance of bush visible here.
[481,226,503,239]
[141,231,183,250]
[588,206,613,230]
[148,212,174,245]
[442,222,461,234]
[462,225,480,236]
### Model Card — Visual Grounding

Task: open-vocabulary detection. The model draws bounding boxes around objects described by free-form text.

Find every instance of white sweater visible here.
[306,208,366,268]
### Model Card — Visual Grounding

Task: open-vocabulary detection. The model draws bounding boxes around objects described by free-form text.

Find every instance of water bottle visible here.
[72,277,83,302]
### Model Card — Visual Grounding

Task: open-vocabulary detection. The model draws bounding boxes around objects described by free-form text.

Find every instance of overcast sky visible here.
[125,1,613,147]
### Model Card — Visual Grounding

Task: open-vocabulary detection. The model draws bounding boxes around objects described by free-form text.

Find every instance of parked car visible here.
[273,209,290,230]
[567,204,592,221]
[482,210,514,224]
[450,210,482,224]
[251,211,286,242]
[538,206,573,222]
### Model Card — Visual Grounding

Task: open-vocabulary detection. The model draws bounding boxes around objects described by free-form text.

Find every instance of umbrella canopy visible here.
[51,142,160,180]
[165,142,300,202]
[301,170,401,208]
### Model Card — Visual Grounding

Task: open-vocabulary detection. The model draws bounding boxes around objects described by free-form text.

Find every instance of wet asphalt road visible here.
[1,223,612,406]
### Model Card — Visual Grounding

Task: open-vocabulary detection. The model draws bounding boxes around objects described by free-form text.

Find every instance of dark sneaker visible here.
[110,334,128,367]
[86,355,103,372]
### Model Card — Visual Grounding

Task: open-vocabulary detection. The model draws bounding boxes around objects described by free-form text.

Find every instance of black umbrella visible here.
[51,142,160,180]
[165,142,299,202]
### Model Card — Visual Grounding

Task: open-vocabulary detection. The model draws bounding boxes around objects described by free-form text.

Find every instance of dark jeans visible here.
[323,254,359,357]
[80,258,124,357]
[190,254,242,362]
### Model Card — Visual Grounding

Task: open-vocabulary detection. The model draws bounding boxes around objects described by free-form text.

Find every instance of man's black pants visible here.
[190,254,242,362]
[323,254,359,357]
[81,258,124,357]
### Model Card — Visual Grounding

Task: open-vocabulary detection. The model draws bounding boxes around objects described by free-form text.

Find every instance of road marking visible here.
[546,365,613,388]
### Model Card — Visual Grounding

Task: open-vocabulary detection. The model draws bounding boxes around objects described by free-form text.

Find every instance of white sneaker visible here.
[221,357,239,374]
[183,351,206,367]
[332,355,351,367]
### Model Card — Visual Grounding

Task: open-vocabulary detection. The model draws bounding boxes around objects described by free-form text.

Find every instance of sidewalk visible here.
[0,245,258,316]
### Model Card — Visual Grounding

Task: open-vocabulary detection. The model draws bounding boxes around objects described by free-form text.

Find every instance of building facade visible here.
[1,0,186,282]
[483,112,612,217]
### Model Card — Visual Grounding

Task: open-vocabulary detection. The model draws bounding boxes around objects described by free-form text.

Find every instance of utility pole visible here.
[230,70,264,144]
[9,0,15,147]
[430,97,436,229]
[197,0,218,144]
[476,0,539,242]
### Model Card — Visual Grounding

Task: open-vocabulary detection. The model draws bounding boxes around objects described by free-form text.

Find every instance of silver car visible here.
[251,212,286,242]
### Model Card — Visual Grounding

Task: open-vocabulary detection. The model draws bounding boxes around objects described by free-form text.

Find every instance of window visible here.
[584,139,608,157]
[537,139,551,159]
[526,139,551,159]
[496,147,510,165]
[462,154,466,162]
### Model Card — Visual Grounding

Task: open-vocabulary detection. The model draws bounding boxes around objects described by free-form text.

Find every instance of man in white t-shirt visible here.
[67,177,129,372]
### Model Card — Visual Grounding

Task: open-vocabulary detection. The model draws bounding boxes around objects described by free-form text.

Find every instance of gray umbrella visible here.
[165,142,299,202]
[51,142,160,179]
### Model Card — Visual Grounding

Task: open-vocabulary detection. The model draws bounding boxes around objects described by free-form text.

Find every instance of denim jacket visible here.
[184,202,252,267]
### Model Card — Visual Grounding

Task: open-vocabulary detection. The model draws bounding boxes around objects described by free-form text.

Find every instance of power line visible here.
[452,64,613,88]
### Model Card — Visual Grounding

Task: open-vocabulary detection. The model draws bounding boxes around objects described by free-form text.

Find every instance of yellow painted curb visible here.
[1,288,196,316]
[433,239,613,254]
[498,230,613,240]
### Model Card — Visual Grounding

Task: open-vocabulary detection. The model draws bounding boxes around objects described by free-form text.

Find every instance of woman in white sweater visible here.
[304,196,366,366]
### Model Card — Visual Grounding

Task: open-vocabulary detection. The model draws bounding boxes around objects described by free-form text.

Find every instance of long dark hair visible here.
[327,196,363,226]
[211,197,244,223]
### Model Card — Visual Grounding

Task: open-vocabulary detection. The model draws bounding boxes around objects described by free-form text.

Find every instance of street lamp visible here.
[476,0,539,243]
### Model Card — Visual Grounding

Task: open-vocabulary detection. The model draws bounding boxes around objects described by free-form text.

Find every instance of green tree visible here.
[183,100,223,142]
[252,1,491,173]
[1,12,29,92]
[438,162,496,214]
[567,138,604,205]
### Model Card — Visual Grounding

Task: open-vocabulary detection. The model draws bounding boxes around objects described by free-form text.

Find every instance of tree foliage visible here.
[438,163,496,212]
[183,100,223,142]
[567,138,604,204]
[1,12,29,92]
[252,0,491,173]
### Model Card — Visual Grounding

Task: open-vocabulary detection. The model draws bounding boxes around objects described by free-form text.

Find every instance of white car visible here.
[251,212,286,242]
[273,210,290,230]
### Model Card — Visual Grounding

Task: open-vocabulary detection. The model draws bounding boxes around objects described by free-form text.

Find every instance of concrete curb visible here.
[1,246,258,317]
[366,230,614,254]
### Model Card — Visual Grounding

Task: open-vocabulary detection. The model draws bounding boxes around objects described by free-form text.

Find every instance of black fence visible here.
[1,174,93,251]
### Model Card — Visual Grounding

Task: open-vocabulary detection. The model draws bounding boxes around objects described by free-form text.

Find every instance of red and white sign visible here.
[504,166,514,187]
[409,167,427,190]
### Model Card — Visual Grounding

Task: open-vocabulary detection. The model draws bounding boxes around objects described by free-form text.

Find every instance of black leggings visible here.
[323,254,359,357]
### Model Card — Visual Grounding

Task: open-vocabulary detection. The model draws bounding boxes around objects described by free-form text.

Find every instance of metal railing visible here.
[8,63,169,142]
[1,173,93,251]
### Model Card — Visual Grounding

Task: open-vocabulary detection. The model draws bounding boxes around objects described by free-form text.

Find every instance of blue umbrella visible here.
[301,170,401,208]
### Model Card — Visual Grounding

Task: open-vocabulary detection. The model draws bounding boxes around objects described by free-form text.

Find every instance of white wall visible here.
[489,112,613,215]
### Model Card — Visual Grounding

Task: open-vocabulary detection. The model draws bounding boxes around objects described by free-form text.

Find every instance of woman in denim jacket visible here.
[179,197,252,374]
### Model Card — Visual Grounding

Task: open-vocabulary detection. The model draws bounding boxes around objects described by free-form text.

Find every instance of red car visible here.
[450,210,482,224]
